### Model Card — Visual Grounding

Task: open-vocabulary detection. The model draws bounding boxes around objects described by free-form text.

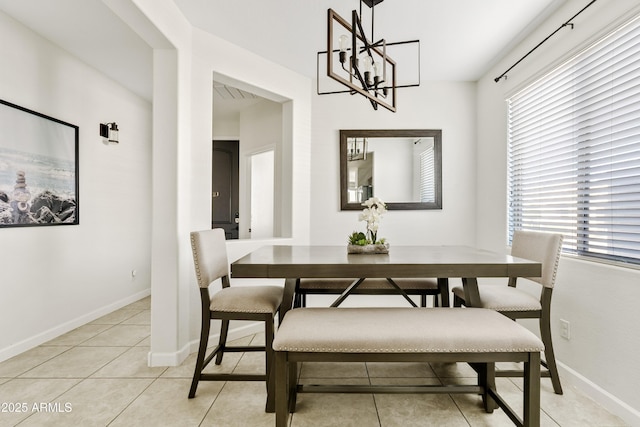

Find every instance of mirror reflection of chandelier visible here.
[347,137,367,161]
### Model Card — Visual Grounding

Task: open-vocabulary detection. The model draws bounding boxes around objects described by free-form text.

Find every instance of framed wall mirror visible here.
[340,129,442,210]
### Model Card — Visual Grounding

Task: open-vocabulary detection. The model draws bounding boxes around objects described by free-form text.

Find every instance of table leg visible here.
[330,278,421,307]
[330,278,366,307]
[385,278,418,307]
[281,278,297,320]
[462,277,481,307]
[438,278,450,307]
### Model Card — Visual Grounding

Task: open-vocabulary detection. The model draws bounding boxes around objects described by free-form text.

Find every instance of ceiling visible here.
[0,0,566,103]
[212,82,263,123]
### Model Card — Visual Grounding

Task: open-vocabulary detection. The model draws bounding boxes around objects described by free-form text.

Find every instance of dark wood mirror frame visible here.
[340,129,442,211]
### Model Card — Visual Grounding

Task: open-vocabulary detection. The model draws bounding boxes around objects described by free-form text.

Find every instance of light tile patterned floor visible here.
[0,296,628,426]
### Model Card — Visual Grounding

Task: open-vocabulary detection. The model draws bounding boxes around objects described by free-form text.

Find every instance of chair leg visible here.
[540,312,563,394]
[453,294,464,307]
[188,317,211,398]
[293,292,301,308]
[421,295,427,307]
[215,319,229,365]
[265,315,276,412]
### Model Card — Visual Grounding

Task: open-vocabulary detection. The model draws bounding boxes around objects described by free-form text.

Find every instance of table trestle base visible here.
[299,384,484,394]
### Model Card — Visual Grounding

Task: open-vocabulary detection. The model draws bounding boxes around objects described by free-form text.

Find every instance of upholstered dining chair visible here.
[188,228,283,407]
[451,230,564,394]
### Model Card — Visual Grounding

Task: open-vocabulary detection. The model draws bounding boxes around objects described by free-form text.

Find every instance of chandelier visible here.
[347,137,367,161]
[322,0,418,112]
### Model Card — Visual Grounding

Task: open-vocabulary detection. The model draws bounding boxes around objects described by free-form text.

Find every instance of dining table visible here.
[230,245,542,317]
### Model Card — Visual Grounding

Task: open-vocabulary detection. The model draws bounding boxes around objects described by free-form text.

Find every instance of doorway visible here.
[249,149,275,239]
[212,75,293,239]
[212,140,239,239]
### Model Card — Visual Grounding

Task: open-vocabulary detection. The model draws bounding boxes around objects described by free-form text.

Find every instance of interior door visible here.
[249,149,275,239]
[212,140,239,239]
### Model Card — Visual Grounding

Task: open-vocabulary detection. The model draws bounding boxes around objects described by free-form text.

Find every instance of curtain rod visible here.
[494,0,598,83]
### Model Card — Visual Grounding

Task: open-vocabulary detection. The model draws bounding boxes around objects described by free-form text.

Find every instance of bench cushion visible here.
[273,308,544,353]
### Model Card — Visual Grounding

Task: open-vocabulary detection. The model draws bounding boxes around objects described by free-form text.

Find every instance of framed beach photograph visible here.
[0,99,79,228]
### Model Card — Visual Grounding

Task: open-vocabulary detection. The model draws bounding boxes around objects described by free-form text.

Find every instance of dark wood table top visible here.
[231,245,541,279]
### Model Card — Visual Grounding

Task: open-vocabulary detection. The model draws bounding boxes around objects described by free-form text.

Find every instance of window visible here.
[419,145,435,203]
[508,15,640,265]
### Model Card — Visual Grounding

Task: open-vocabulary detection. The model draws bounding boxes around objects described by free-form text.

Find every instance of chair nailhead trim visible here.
[191,234,205,288]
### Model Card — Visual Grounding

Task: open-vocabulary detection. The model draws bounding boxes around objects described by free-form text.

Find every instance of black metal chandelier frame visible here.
[326,0,397,112]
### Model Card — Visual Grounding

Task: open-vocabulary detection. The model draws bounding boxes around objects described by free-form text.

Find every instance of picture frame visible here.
[340,129,442,211]
[0,99,79,228]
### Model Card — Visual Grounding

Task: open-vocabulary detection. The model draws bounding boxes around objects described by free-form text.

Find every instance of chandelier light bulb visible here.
[338,35,350,64]
[373,61,381,76]
[363,56,373,86]
[338,35,350,52]
[363,56,373,72]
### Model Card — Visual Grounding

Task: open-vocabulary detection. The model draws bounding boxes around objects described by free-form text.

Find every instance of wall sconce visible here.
[99,122,119,143]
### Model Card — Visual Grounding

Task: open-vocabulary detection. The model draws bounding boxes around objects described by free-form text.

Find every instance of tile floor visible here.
[0,296,628,426]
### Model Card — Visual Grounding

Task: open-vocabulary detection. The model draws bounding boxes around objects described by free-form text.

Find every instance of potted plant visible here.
[347,197,389,254]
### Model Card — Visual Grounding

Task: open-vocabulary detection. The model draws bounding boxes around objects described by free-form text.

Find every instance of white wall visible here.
[190,27,312,249]
[212,114,239,138]
[476,0,640,423]
[249,150,275,238]
[369,138,413,202]
[238,100,283,239]
[98,0,311,367]
[310,81,477,247]
[0,10,152,361]
[180,27,312,362]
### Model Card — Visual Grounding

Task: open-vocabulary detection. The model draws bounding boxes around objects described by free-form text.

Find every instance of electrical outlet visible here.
[560,319,570,340]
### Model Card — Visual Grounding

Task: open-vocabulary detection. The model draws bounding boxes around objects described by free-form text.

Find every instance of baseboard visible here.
[558,361,640,426]
[147,321,264,367]
[147,341,192,367]
[0,289,151,363]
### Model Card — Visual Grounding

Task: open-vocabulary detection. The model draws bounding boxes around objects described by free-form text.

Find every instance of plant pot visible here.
[347,243,390,254]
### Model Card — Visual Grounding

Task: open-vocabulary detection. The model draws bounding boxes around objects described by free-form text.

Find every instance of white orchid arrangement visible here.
[348,197,388,246]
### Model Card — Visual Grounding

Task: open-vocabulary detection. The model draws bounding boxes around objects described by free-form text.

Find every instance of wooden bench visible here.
[272,307,543,427]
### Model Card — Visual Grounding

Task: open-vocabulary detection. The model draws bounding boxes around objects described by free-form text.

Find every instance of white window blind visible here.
[508,15,640,265]
[419,148,435,203]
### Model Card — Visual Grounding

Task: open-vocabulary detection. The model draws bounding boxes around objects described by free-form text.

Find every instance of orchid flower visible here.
[358,197,386,244]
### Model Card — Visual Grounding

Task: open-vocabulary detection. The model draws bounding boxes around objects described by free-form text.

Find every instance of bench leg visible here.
[523,352,541,427]
[275,352,289,427]
[477,362,497,413]
[265,318,275,413]
[288,361,298,412]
